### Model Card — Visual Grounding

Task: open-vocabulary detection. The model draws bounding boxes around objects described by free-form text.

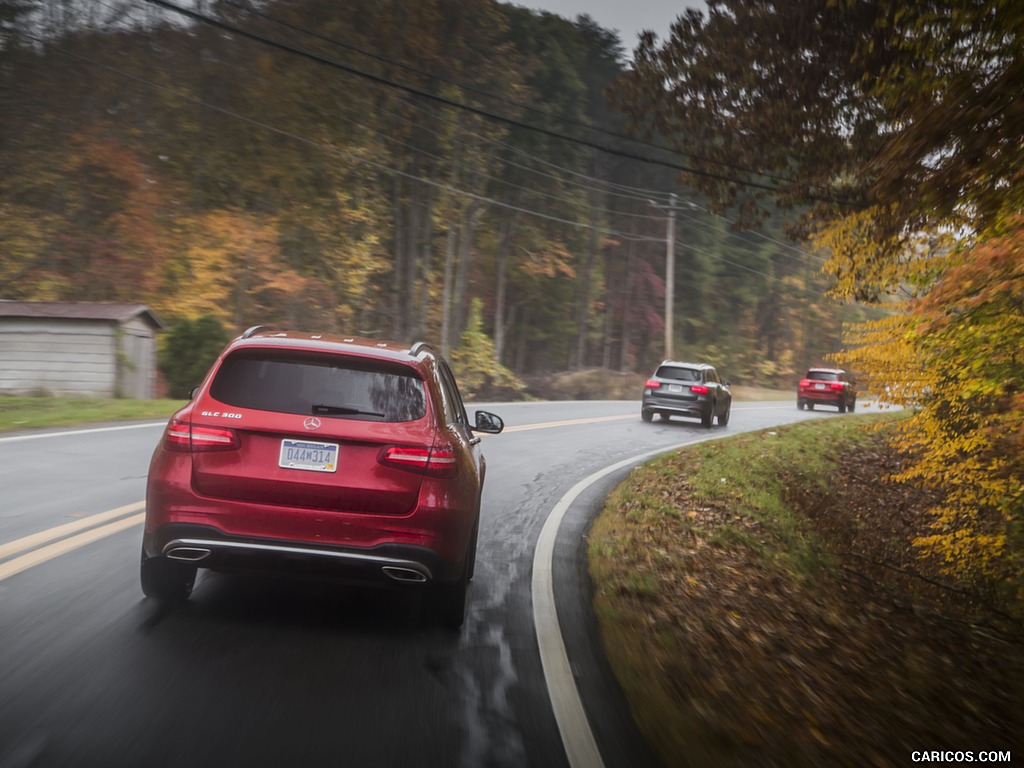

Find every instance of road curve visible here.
[0,399,850,767]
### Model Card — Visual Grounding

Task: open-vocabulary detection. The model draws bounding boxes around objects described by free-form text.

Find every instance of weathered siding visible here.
[0,319,118,396]
[116,316,159,399]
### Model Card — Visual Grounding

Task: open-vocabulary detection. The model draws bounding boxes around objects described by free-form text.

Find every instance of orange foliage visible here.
[837,219,1024,600]
[519,241,577,281]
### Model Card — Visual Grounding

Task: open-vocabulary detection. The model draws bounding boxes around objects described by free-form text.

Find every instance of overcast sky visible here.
[519,1,706,54]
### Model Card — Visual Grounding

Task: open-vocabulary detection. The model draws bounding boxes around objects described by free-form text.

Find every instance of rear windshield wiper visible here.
[312,403,386,418]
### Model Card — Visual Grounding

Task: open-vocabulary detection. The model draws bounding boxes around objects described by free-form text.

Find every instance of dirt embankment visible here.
[592,426,1022,767]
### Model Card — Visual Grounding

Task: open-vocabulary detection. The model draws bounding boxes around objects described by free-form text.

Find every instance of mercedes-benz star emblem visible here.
[303,417,322,431]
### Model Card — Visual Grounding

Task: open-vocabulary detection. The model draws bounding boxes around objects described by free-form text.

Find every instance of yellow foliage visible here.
[450,299,525,398]
[174,209,294,325]
[0,205,61,297]
[812,207,952,302]
[833,219,1024,598]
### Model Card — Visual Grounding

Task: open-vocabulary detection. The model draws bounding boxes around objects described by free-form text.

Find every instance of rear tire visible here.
[848,399,856,411]
[466,516,480,582]
[641,409,653,423]
[797,399,805,410]
[140,549,196,604]
[435,567,469,631]
[807,403,815,411]
[838,401,846,413]
[701,406,713,428]
[717,403,730,426]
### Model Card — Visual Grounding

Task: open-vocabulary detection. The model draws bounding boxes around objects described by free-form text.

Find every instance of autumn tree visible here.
[614,0,1024,596]
[848,222,1024,593]
[1,0,853,391]
[450,298,525,399]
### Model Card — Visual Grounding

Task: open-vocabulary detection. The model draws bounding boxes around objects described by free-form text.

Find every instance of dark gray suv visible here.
[641,361,732,427]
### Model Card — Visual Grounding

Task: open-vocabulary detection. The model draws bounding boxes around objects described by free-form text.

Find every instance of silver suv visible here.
[641,361,731,427]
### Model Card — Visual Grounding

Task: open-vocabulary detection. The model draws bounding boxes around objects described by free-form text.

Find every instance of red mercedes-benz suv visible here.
[141,326,504,629]
[797,367,857,413]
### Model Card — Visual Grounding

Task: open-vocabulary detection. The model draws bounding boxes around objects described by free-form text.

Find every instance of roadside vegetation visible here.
[590,413,1022,767]
[0,396,184,432]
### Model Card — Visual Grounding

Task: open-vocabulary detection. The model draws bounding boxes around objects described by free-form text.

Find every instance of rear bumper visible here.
[144,524,463,585]
[798,390,846,406]
[642,394,711,419]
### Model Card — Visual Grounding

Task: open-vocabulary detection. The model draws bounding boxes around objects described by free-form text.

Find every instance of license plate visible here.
[668,384,683,393]
[815,383,826,390]
[279,439,339,473]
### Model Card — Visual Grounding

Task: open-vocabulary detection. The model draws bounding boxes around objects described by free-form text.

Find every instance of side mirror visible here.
[189,386,199,400]
[473,410,504,434]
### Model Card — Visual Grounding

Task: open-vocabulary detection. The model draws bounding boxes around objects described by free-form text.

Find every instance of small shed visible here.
[0,301,165,399]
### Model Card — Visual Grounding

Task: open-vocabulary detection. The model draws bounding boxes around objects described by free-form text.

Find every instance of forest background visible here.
[3,0,1021,628]
[0,0,863,392]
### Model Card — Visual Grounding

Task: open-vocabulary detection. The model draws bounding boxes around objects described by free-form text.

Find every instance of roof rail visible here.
[409,341,434,357]
[241,324,274,339]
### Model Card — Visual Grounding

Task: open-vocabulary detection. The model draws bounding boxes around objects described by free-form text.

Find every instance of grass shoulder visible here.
[589,412,1021,766]
[0,396,186,432]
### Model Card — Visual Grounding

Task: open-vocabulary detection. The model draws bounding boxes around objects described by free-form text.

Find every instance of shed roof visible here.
[0,301,165,329]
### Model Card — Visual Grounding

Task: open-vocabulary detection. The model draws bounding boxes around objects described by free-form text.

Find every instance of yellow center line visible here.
[0,513,145,583]
[504,414,636,433]
[501,403,792,433]
[0,501,145,561]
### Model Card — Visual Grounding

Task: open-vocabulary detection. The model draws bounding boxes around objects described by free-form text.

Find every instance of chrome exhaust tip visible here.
[166,547,212,563]
[381,566,428,583]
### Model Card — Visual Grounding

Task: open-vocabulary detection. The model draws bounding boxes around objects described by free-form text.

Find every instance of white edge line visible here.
[0,421,167,444]
[532,436,719,768]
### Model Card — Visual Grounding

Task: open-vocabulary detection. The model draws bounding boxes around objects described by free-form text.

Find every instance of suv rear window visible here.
[209,351,426,422]
[656,366,701,382]
[807,371,840,382]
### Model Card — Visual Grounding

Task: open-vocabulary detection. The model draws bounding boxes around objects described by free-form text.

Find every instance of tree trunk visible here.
[391,174,406,338]
[494,205,519,365]
[452,198,478,346]
[440,223,458,358]
[404,176,423,340]
[619,238,638,372]
[414,183,436,342]
[573,194,601,370]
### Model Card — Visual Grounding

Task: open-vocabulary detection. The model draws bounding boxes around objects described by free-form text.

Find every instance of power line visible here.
[110,2,684,218]
[36,30,835,296]
[143,0,805,197]
[27,36,662,245]
[123,0,836,263]
[217,0,802,189]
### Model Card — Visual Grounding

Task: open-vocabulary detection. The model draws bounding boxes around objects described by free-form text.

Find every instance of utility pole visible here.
[649,194,701,361]
[649,193,678,360]
[664,192,676,360]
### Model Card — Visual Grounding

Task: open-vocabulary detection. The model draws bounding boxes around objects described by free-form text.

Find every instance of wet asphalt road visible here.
[0,399,847,767]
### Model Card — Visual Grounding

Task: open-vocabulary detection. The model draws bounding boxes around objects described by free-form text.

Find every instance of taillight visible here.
[799,379,811,388]
[379,444,459,478]
[830,382,845,391]
[645,379,661,389]
[691,384,709,395]
[165,418,192,449]
[164,418,239,452]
